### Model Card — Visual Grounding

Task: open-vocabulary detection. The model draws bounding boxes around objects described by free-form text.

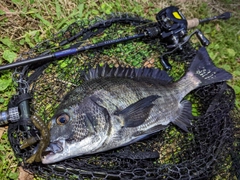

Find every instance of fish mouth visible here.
[45,140,63,154]
[42,139,65,163]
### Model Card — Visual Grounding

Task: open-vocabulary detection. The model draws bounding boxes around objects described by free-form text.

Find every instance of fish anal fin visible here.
[144,124,168,134]
[172,100,192,132]
[132,124,168,140]
[115,95,160,127]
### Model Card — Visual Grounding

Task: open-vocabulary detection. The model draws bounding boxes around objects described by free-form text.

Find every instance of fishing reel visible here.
[153,6,230,70]
[153,6,209,70]
[155,6,210,48]
[156,6,188,49]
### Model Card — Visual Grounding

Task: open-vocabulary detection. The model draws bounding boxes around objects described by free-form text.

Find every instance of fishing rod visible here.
[0,6,231,126]
[0,6,231,72]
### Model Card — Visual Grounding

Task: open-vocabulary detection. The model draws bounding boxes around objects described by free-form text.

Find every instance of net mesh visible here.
[6,13,240,179]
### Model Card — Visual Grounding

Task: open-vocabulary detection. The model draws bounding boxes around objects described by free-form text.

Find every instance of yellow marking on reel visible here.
[173,12,182,19]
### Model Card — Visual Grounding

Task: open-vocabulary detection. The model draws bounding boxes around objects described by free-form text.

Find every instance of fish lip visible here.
[42,139,65,162]
[45,140,64,154]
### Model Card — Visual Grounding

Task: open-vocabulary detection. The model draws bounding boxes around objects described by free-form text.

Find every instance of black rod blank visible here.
[199,12,231,24]
[0,33,146,71]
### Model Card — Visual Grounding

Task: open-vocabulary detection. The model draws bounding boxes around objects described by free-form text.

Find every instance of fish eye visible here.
[56,114,69,125]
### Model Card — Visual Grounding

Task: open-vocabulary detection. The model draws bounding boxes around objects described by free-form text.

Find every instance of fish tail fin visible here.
[189,47,232,87]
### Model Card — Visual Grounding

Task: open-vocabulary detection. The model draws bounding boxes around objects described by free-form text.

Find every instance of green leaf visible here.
[29,0,35,4]
[0,145,5,151]
[0,10,5,15]
[28,30,39,36]
[21,7,28,13]
[19,39,25,45]
[78,3,84,18]
[46,104,52,110]
[26,8,37,14]
[59,60,68,68]
[213,43,220,50]
[24,33,35,48]
[35,13,52,27]
[0,78,12,91]
[11,0,21,5]
[221,64,231,72]
[2,50,17,63]
[233,71,240,76]
[234,86,240,95]
[203,27,211,34]
[101,3,112,14]
[8,172,18,180]
[208,50,219,61]
[227,48,236,57]
[0,38,14,48]
[91,9,99,15]
[0,97,4,103]
[55,0,62,19]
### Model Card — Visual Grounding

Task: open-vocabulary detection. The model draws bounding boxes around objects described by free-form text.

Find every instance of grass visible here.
[0,0,239,179]
[0,130,19,179]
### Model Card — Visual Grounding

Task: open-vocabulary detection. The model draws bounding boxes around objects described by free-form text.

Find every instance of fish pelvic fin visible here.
[189,47,232,87]
[114,95,160,127]
[172,100,192,132]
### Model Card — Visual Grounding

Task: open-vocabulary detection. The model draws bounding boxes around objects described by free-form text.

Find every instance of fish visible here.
[41,47,232,164]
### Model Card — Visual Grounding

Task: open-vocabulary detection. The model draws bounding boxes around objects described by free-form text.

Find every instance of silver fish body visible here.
[42,47,232,164]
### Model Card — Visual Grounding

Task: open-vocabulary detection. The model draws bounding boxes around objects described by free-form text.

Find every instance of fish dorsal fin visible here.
[84,64,173,85]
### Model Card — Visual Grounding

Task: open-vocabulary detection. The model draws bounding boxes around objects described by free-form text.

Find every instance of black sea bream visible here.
[42,47,232,164]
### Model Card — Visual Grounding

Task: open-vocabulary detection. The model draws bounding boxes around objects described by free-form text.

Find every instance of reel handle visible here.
[196,30,210,46]
[160,56,172,71]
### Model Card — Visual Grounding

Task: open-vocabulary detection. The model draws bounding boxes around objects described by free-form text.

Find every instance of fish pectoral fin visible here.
[172,100,192,132]
[115,95,160,127]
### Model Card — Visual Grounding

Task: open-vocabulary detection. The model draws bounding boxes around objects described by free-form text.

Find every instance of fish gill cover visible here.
[6,13,240,179]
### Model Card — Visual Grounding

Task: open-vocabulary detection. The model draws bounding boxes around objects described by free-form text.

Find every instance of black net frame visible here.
[5,13,240,179]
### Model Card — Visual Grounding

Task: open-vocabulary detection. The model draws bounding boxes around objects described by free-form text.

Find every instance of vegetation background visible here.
[0,0,239,179]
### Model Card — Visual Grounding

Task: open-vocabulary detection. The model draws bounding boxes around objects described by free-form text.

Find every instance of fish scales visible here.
[63,78,177,136]
[61,78,174,141]
[41,47,232,164]
[91,78,176,120]
[64,78,176,113]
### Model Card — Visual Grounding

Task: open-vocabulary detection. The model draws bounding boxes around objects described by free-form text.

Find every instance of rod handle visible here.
[187,18,199,29]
